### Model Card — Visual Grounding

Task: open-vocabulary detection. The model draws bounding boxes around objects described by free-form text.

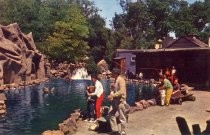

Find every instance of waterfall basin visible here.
[0,78,155,135]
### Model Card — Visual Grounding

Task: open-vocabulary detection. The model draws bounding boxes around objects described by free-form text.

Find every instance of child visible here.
[85,86,96,122]
[159,75,173,106]
[159,89,166,106]
[157,80,165,106]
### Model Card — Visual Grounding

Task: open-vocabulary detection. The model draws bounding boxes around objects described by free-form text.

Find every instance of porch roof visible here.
[113,56,126,60]
[132,47,210,54]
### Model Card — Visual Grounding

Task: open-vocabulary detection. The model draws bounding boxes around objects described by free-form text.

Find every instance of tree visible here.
[1,0,78,42]
[2,0,41,38]
[46,4,89,62]
[87,14,116,64]
[36,0,69,42]
[147,0,176,38]
[85,56,98,74]
[0,0,7,24]
[113,0,210,49]
[113,1,155,49]
[190,1,210,43]
[170,0,210,37]
[79,0,100,18]
[199,26,210,44]
[190,1,208,32]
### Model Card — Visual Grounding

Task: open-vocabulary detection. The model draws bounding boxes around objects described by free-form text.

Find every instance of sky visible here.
[92,0,199,28]
[91,0,123,28]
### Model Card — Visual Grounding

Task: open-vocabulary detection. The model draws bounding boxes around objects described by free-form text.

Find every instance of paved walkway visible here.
[75,90,210,135]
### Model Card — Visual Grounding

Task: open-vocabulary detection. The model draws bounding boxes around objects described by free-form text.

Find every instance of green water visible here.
[0,78,155,135]
[1,79,91,135]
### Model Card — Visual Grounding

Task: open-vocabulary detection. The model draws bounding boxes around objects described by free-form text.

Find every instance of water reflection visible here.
[0,79,92,135]
[0,78,155,135]
[126,81,156,105]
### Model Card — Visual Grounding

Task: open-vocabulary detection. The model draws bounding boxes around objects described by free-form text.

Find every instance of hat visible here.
[112,68,120,75]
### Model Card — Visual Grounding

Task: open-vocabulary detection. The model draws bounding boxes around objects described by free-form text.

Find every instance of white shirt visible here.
[91,80,104,97]
[172,69,176,74]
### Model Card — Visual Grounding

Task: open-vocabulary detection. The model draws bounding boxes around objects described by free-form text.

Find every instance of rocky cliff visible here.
[0,23,48,85]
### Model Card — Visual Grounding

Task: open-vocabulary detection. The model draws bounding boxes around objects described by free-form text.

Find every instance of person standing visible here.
[159,75,173,106]
[159,89,166,106]
[170,66,177,85]
[87,74,104,120]
[108,68,127,135]
[171,66,176,76]
[85,86,96,122]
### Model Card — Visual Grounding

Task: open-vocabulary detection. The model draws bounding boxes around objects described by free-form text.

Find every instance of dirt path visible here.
[75,90,210,135]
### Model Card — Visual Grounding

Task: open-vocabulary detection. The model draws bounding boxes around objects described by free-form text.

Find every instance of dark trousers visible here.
[87,101,95,119]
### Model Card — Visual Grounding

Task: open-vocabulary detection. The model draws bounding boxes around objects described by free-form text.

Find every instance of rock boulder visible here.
[0,23,48,85]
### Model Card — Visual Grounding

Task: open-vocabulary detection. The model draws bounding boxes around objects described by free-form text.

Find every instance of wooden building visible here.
[115,35,210,89]
[113,56,126,75]
[113,49,136,75]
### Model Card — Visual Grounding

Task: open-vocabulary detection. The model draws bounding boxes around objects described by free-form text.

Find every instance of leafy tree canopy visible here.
[113,0,210,48]
[0,0,209,64]
[46,4,89,62]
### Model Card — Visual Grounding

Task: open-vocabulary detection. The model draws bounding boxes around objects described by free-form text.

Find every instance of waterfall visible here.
[71,67,91,80]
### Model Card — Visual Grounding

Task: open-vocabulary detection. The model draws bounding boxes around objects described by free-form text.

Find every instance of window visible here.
[131,56,136,62]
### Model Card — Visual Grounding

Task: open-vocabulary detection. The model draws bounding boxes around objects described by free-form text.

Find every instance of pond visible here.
[0,78,155,135]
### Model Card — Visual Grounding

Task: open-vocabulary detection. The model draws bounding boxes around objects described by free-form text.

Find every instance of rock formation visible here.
[0,93,6,117]
[0,23,48,85]
[49,61,89,80]
[42,109,81,135]
[97,59,110,74]
[97,59,111,79]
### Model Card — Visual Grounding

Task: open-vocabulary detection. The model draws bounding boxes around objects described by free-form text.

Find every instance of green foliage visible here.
[46,4,89,62]
[112,0,210,49]
[0,0,85,42]
[0,0,115,65]
[0,0,7,24]
[1,0,41,38]
[0,0,209,65]
[105,30,117,63]
[113,1,156,49]
[85,56,98,74]
[147,0,174,38]
[80,0,100,18]
[34,0,76,42]
[170,1,196,36]
[87,14,115,64]
[198,26,210,44]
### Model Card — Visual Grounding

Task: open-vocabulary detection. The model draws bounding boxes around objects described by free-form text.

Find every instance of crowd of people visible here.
[84,66,182,134]
[85,68,129,135]
[157,66,182,106]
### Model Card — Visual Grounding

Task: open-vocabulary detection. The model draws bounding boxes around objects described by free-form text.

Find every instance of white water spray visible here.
[71,67,91,80]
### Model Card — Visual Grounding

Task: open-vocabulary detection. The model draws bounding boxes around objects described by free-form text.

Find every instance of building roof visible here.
[162,37,175,48]
[131,47,210,53]
[113,56,126,60]
[116,49,137,53]
[115,35,209,54]
[116,47,210,54]
[166,35,209,48]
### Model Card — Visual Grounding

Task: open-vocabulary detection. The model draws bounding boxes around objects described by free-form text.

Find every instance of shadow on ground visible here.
[176,116,210,135]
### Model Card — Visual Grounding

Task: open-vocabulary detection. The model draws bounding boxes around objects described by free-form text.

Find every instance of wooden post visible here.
[207,53,210,89]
